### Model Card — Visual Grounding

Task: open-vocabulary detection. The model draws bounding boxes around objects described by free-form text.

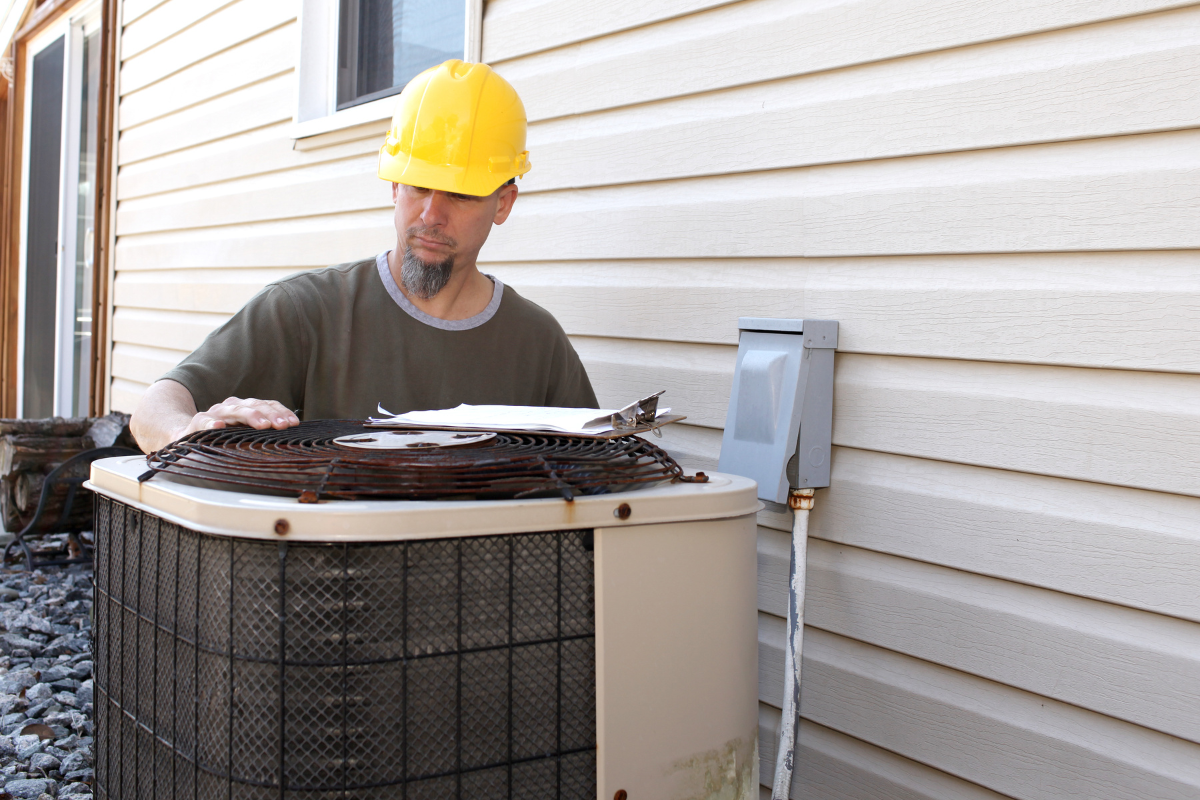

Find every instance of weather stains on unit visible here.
[668,735,758,800]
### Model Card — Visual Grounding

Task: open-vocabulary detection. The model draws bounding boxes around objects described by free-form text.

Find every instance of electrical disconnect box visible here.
[718,318,838,504]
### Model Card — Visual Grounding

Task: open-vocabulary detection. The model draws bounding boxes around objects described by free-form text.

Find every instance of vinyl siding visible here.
[106,1,1200,797]
[487,1,1200,797]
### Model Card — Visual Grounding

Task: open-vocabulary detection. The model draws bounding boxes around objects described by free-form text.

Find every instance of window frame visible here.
[14,0,102,418]
[291,0,482,144]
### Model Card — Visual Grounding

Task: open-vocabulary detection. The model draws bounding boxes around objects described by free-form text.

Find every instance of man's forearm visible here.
[130,379,198,453]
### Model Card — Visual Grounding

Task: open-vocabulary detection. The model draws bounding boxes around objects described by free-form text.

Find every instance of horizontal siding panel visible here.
[570,336,733,429]
[114,212,393,270]
[122,0,172,26]
[651,421,722,473]
[483,131,1200,260]
[496,0,1195,121]
[120,22,295,131]
[116,155,384,235]
[113,307,229,353]
[482,0,733,63]
[560,340,1200,497]
[116,123,377,201]
[110,342,190,386]
[761,624,1200,800]
[489,252,1200,373]
[835,354,1200,497]
[110,378,151,414]
[757,709,1010,800]
[114,268,295,312]
[758,535,1200,742]
[118,73,295,166]
[525,7,1200,191]
[121,0,239,60]
[815,448,1200,622]
[120,0,295,96]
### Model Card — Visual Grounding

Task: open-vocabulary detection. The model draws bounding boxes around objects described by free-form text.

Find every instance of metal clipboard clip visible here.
[610,390,667,435]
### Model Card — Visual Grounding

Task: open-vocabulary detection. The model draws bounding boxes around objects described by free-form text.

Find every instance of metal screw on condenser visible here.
[614,503,631,520]
[274,519,290,536]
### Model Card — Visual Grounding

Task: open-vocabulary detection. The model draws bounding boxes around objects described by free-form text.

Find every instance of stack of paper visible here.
[370,403,672,436]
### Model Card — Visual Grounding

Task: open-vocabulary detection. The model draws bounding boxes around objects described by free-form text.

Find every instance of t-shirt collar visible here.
[376,251,504,331]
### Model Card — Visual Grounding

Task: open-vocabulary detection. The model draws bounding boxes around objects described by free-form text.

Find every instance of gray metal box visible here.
[717,318,838,503]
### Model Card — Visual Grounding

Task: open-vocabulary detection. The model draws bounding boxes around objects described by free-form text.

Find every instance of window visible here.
[337,0,464,110]
[293,0,481,136]
[18,5,102,418]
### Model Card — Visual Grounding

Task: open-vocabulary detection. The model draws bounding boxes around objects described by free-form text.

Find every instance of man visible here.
[130,60,597,453]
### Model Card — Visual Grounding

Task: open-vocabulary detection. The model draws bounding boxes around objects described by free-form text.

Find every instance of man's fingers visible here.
[202,398,299,430]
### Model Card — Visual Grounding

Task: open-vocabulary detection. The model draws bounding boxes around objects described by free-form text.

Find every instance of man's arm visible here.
[130,379,299,454]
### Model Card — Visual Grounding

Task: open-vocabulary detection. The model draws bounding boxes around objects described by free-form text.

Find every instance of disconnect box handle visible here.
[719,319,838,502]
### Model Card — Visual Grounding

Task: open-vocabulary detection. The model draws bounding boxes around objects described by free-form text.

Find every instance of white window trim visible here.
[55,6,102,416]
[289,0,483,146]
[15,0,100,418]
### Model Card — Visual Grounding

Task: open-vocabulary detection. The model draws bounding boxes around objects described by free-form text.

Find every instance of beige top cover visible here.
[86,456,759,542]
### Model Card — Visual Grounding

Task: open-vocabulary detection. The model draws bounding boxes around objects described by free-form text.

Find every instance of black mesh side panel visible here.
[94,495,597,799]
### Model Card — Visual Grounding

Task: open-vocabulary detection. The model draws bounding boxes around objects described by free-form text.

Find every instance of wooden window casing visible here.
[0,0,117,418]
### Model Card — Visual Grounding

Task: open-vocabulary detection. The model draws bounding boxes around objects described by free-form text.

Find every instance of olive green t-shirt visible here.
[162,253,598,419]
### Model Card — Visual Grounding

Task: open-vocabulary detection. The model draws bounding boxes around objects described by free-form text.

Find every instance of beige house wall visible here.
[108,0,1200,798]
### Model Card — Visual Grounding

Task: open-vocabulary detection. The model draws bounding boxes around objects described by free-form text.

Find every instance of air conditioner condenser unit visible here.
[86,426,760,800]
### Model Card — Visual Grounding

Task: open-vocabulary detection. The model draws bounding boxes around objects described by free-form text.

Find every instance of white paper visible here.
[370,403,670,435]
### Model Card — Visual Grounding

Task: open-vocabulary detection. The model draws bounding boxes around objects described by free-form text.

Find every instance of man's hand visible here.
[130,380,299,454]
[185,397,299,437]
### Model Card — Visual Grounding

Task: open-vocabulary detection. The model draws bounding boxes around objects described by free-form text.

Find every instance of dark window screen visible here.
[24,36,65,419]
[337,0,464,110]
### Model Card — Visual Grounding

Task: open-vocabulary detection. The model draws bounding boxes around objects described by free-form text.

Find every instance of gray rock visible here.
[68,661,91,680]
[0,635,42,655]
[0,587,20,601]
[0,693,25,716]
[24,684,52,704]
[23,700,52,719]
[28,752,59,773]
[60,785,93,796]
[39,666,71,683]
[59,750,88,774]
[52,692,75,708]
[0,671,39,695]
[3,778,51,798]
[13,613,53,635]
[16,733,43,759]
[74,681,92,707]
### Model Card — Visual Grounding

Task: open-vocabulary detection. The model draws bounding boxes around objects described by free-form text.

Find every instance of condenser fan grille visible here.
[142,420,693,501]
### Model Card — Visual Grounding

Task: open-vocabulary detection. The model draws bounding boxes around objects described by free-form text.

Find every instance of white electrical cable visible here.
[771,502,810,800]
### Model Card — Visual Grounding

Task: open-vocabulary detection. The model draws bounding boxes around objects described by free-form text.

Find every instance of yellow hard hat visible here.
[378,60,531,197]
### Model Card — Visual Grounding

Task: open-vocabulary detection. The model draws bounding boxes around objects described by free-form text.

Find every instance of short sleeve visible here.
[160,283,310,412]
[546,335,599,408]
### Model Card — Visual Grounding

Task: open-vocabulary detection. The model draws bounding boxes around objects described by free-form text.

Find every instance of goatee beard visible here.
[401,248,455,300]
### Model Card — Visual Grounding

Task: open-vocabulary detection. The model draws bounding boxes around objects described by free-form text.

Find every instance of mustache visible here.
[405,226,457,248]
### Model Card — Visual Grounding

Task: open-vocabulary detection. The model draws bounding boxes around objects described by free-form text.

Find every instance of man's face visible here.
[392,181,517,298]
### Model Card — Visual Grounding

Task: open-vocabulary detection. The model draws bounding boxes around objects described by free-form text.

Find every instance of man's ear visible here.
[493,182,518,225]
[392,182,400,203]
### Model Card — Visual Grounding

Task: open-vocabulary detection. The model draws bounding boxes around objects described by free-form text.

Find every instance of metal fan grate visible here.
[140,420,696,501]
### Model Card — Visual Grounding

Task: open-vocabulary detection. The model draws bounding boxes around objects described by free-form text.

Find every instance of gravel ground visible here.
[0,542,94,800]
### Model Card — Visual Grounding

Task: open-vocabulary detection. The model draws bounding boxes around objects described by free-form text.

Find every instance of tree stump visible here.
[0,414,134,534]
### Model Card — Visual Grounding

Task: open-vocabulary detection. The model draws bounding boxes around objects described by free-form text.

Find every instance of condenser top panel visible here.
[86,456,758,543]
